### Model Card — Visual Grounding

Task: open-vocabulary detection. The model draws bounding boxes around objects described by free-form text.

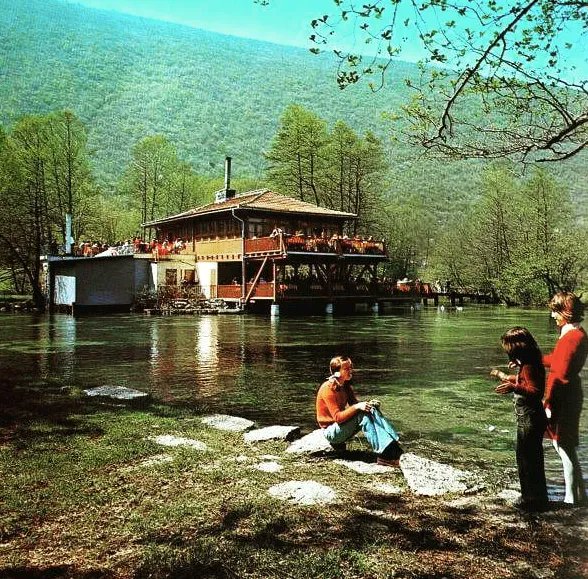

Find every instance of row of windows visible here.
[159,217,342,241]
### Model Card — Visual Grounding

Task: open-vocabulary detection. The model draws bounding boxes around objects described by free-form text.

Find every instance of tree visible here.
[265,104,329,204]
[121,135,206,225]
[45,110,97,248]
[265,105,388,232]
[0,111,96,307]
[304,1,588,163]
[375,195,437,281]
[430,165,587,303]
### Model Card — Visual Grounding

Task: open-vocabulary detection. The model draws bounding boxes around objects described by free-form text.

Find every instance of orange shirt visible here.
[316,379,359,428]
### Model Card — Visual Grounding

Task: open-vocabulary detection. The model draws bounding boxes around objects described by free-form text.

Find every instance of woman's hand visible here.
[355,401,372,412]
[490,369,508,381]
[495,382,514,395]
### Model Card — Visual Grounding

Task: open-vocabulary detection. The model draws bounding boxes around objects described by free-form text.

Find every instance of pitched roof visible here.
[143,189,357,227]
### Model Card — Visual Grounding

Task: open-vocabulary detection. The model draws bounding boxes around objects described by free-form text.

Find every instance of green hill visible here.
[0,0,586,219]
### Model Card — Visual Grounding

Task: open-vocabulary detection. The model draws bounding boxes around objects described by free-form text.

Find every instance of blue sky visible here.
[62,0,585,78]
[64,0,340,49]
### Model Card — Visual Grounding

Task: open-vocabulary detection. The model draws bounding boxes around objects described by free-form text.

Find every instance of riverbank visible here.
[0,385,586,578]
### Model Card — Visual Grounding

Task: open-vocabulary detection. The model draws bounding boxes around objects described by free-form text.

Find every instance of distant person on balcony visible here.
[316,356,403,466]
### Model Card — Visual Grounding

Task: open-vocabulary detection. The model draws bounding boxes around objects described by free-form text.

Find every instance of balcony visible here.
[195,238,242,261]
[245,234,387,259]
[217,283,275,300]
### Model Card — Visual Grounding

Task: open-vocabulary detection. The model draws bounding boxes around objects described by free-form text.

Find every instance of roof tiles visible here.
[144,189,357,226]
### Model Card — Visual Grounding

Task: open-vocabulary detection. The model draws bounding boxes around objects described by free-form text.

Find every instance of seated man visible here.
[316,356,403,466]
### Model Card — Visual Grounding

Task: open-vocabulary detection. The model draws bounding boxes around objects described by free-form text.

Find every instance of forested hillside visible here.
[0,0,586,219]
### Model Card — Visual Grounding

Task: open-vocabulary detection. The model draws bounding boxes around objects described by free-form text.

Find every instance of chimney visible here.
[215,156,236,203]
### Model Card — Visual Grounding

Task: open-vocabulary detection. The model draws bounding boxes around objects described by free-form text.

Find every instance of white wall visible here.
[196,262,218,298]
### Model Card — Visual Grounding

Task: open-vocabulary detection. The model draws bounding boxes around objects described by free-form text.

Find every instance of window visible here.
[165,269,178,286]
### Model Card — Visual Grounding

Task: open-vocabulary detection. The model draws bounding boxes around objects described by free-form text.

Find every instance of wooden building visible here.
[142,167,391,314]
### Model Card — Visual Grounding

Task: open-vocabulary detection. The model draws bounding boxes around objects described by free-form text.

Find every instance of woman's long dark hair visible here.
[500,327,542,366]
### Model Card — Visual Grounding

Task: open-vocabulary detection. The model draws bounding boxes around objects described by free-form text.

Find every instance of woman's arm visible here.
[512,364,544,397]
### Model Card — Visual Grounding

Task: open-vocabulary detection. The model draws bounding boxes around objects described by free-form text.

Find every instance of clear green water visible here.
[1,306,586,499]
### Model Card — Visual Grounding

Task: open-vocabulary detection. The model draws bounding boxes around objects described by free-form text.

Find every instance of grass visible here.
[0,383,586,579]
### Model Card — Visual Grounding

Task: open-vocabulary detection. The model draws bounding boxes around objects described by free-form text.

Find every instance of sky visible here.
[64,0,343,50]
[62,0,585,79]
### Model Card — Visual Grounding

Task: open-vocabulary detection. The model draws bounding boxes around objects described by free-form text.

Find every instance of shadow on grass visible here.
[0,566,112,578]
[134,493,586,579]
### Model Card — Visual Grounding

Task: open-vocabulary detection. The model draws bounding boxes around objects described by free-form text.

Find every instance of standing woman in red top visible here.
[491,327,548,511]
[544,292,588,505]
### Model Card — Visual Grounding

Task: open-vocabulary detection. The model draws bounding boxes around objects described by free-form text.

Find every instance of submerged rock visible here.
[268,480,336,505]
[244,425,301,442]
[84,385,148,400]
[201,414,255,432]
[400,452,476,496]
[285,429,334,455]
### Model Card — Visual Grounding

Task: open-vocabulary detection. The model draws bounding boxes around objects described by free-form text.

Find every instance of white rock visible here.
[137,454,174,467]
[150,435,208,450]
[285,429,334,454]
[368,482,403,495]
[201,414,255,432]
[400,452,475,496]
[333,459,393,475]
[254,461,282,473]
[268,480,336,505]
[84,385,148,400]
[244,425,301,442]
[497,489,522,502]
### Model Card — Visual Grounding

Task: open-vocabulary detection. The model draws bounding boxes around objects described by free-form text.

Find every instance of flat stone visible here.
[150,435,208,450]
[268,480,336,505]
[244,425,301,442]
[497,489,522,503]
[368,482,404,495]
[334,459,393,475]
[285,429,334,455]
[400,452,475,496]
[201,414,255,432]
[137,454,174,467]
[254,461,282,473]
[84,385,148,400]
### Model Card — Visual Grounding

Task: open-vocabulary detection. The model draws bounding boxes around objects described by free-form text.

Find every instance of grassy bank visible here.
[0,383,586,579]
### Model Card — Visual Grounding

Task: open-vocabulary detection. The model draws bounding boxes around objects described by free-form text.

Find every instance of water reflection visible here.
[1,308,586,499]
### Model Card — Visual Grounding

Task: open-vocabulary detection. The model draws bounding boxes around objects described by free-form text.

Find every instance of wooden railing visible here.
[216,283,275,300]
[246,282,274,298]
[195,238,242,261]
[244,237,282,254]
[217,285,242,299]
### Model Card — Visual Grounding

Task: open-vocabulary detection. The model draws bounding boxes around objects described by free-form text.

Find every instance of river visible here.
[2,305,586,500]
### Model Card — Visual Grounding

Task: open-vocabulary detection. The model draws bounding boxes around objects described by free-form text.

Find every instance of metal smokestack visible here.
[224,156,232,191]
[215,157,236,203]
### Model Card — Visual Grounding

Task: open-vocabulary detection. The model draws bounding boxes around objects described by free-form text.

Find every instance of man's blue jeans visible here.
[322,408,399,454]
